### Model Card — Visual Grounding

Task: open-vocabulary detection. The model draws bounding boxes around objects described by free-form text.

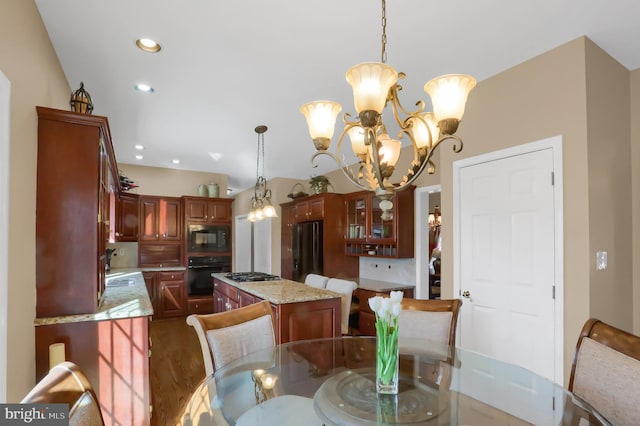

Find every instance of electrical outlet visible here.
[596,251,607,270]
[118,248,126,256]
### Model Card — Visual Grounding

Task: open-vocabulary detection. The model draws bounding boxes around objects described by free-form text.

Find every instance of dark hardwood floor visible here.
[150,317,205,426]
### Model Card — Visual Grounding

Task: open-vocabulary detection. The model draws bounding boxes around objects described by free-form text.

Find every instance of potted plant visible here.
[309,175,331,194]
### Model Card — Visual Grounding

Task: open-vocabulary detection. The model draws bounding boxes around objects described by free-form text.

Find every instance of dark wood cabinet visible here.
[35,107,119,317]
[143,270,187,318]
[139,196,182,242]
[115,193,139,242]
[188,297,214,314]
[183,197,233,223]
[280,193,358,280]
[35,316,151,425]
[344,187,415,258]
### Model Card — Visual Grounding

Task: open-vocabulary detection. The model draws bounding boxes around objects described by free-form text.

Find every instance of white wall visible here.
[0,70,10,402]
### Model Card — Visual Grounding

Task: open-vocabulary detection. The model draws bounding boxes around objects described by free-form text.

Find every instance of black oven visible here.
[187,224,230,253]
[188,256,231,296]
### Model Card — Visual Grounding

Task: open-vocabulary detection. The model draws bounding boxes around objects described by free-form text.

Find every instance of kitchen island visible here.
[212,273,342,343]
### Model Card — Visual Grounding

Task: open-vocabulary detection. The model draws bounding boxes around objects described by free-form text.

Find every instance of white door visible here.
[454,143,561,423]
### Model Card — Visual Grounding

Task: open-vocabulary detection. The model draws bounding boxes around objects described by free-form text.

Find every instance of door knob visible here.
[462,290,472,301]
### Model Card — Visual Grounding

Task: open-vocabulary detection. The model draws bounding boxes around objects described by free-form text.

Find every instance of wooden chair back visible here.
[21,361,104,426]
[399,298,462,346]
[568,318,640,425]
[186,300,276,376]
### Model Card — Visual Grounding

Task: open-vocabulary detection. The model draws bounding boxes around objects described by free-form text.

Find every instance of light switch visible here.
[596,251,607,270]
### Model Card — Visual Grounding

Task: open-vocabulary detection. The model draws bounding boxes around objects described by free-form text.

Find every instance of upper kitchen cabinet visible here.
[293,197,325,222]
[138,196,182,242]
[183,197,233,224]
[35,107,119,317]
[344,187,415,258]
[115,192,139,242]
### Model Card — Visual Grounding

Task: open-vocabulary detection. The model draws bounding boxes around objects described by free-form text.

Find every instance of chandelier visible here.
[247,125,278,222]
[300,0,476,219]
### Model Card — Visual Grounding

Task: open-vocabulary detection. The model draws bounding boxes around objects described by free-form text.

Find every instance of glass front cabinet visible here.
[344,186,415,258]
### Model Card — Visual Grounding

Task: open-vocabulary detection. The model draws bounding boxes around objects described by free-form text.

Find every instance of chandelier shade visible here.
[423,74,476,123]
[346,62,398,114]
[301,0,476,219]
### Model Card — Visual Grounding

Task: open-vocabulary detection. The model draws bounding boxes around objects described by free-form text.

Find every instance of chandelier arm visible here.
[364,126,390,190]
[311,150,373,192]
[388,82,426,124]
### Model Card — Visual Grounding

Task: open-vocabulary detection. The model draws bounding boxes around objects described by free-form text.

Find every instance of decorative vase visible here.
[208,183,219,198]
[198,184,208,197]
[376,321,400,394]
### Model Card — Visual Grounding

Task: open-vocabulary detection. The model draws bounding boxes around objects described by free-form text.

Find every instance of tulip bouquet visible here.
[368,291,403,394]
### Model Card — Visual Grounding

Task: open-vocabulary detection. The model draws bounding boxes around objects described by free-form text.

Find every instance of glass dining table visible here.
[183,336,608,426]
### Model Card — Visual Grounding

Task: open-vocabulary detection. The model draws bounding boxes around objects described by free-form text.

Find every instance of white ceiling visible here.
[35,0,640,194]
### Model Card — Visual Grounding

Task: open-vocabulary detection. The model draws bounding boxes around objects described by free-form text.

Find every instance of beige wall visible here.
[632,68,640,334]
[440,37,591,385]
[119,164,228,198]
[1,0,70,401]
[584,39,633,328]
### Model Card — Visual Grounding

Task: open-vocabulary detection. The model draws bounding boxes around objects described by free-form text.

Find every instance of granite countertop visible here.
[352,277,415,293]
[34,270,154,326]
[213,273,341,305]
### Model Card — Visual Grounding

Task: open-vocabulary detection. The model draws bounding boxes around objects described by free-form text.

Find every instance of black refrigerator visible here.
[292,221,323,282]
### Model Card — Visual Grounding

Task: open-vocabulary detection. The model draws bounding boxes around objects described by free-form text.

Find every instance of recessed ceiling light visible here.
[135,144,144,150]
[134,83,154,93]
[136,38,161,53]
[135,155,143,160]
[171,159,180,164]
[208,152,224,161]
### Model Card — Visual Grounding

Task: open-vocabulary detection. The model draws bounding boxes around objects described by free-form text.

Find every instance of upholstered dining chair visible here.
[186,299,276,377]
[326,278,358,335]
[567,318,640,426]
[304,273,329,289]
[21,361,104,426]
[398,298,462,346]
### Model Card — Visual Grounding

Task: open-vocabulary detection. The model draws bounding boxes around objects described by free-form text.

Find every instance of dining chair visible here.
[304,273,329,289]
[326,278,358,335]
[21,361,104,426]
[186,299,276,376]
[567,318,640,426]
[398,298,462,346]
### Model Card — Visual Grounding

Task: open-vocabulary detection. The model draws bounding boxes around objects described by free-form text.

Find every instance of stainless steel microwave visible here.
[187,224,230,253]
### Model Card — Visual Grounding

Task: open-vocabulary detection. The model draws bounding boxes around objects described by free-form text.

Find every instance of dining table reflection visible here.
[184,336,608,425]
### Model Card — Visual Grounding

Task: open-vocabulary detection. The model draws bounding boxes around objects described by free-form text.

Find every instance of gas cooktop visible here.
[225,272,281,282]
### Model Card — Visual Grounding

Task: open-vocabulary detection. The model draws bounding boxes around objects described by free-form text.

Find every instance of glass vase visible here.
[376,321,399,394]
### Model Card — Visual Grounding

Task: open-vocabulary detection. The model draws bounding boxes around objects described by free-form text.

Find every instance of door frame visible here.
[452,135,564,384]
[414,185,441,299]
[0,70,10,402]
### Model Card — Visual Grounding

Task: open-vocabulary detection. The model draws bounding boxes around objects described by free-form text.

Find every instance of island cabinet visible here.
[280,193,358,280]
[143,270,187,319]
[344,186,415,258]
[213,277,341,344]
[115,192,139,242]
[183,196,233,223]
[35,107,119,317]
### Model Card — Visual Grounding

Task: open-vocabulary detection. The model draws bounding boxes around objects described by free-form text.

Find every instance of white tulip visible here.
[368,296,383,313]
[391,302,402,318]
[389,291,404,304]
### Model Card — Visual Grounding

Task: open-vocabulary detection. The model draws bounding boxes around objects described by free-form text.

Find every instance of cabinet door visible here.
[161,198,181,241]
[117,193,139,242]
[309,198,324,220]
[239,291,255,307]
[345,193,367,240]
[142,272,156,311]
[209,201,231,222]
[213,288,225,313]
[139,198,160,241]
[157,272,186,317]
[185,199,208,222]
[369,196,396,242]
[294,200,310,221]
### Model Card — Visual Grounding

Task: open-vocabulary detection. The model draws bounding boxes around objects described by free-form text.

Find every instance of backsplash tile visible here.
[359,257,415,284]
[106,242,138,268]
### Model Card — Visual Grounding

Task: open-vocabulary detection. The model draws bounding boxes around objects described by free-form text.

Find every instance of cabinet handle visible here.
[156,234,159,238]
[171,275,175,279]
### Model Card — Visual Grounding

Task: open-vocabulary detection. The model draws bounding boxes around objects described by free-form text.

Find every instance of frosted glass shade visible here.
[346,62,398,114]
[262,203,277,218]
[408,112,439,149]
[300,101,342,142]
[377,134,401,167]
[347,126,367,155]
[424,74,476,122]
